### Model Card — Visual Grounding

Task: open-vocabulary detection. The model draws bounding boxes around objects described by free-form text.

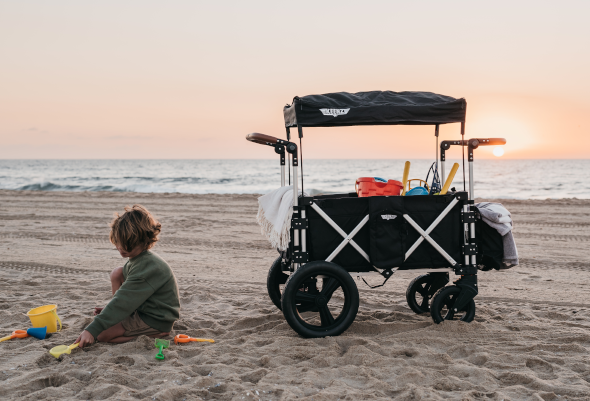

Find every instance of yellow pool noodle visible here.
[440,163,459,195]
[401,161,411,196]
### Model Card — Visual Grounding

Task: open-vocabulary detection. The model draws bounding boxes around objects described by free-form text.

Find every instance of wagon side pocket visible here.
[369,209,405,269]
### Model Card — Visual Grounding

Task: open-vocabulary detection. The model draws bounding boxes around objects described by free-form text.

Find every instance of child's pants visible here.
[121,311,163,337]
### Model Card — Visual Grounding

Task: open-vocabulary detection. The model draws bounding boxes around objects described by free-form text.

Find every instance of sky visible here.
[1,1,589,159]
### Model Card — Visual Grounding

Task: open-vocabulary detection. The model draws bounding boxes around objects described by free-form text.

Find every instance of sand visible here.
[1,190,589,400]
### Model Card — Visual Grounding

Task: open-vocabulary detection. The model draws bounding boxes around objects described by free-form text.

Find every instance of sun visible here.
[493,146,505,157]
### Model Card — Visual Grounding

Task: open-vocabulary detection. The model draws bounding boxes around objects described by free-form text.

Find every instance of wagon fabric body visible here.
[247,90,507,338]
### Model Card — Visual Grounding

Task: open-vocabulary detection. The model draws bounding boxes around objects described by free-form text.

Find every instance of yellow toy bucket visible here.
[26,304,62,333]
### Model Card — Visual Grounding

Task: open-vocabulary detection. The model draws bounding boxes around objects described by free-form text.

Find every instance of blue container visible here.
[406,186,429,196]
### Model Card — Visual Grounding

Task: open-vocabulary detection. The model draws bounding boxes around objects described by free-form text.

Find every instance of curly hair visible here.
[109,205,161,252]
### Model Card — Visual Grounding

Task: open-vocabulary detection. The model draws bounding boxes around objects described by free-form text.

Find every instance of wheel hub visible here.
[315,295,328,307]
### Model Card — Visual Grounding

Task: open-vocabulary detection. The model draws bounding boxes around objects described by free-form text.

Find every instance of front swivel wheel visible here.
[281,261,359,338]
[430,285,476,324]
[406,273,449,314]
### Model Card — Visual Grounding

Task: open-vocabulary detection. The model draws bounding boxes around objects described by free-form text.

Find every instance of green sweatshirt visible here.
[85,250,180,339]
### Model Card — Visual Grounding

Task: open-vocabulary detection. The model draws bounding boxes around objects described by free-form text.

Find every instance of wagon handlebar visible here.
[246,133,283,146]
[468,138,506,148]
[246,132,298,159]
[441,138,506,150]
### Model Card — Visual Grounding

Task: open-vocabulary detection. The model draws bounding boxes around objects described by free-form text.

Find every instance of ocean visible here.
[0,159,589,199]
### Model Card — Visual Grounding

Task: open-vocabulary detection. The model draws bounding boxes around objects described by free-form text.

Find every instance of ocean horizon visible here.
[1,158,589,200]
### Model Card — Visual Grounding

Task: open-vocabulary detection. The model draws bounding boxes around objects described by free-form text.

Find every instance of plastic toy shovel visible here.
[0,330,30,343]
[154,339,169,360]
[1,327,48,343]
[49,343,79,358]
[174,334,215,344]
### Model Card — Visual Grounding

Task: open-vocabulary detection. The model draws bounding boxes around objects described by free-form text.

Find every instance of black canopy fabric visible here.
[283,91,466,128]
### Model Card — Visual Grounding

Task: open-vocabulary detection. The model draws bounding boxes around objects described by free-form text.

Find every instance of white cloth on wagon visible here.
[475,202,518,267]
[257,185,307,251]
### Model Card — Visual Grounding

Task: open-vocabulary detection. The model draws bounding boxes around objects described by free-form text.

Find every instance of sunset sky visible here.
[1,1,589,159]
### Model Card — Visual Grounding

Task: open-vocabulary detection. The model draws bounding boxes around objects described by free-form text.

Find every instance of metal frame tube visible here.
[461,121,466,192]
[301,207,306,253]
[470,220,476,265]
[468,158,477,265]
[285,128,291,185]
[469,161,474,200]
[281,165,285,187]
[435,124,439,180]
[463,204,470,266]
[292,161,298,205]
[292,162,299,268]
[353,268,452,275]
[283,268,453,278]
[441,161,446,188]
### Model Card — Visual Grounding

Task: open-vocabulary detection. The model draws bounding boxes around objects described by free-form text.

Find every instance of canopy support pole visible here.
[286,128,291,185]
[435,124,439,187]
[461,121,466,193]
[298,126,304,196]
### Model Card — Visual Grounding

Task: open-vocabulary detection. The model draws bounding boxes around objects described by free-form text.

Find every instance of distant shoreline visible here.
[1,159,589,199]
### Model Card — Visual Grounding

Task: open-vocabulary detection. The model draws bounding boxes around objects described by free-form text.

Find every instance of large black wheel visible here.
[430,285,476,324]
[405,273,448,314]
[267,257,289,310]
[281,261,359,338]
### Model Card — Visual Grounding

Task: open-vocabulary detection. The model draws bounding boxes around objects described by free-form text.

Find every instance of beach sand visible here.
[1,189,589,400]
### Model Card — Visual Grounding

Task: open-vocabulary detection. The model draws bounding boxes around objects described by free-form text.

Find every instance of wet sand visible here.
[1,190,589,400]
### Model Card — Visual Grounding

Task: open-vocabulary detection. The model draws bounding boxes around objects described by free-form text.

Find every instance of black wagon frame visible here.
[247,91,506,337]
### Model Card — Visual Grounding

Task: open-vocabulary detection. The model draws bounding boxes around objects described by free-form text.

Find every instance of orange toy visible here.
[0,330,29,343]
[355,177,403,197]
[174,334,215,344]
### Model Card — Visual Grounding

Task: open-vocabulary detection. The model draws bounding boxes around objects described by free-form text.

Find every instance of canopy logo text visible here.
[320,108,350,117]
[381,214,397,221]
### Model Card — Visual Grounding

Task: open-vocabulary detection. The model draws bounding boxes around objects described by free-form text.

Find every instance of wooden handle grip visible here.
[246,133,281,145]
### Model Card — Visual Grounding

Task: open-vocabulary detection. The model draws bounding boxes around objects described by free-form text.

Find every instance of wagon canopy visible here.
[283,91,466,128]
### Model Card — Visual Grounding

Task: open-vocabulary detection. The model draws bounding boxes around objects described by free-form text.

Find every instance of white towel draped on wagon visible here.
[475,202,519,267]
[257,185,308,251]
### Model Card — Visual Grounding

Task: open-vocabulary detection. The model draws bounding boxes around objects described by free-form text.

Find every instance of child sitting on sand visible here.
[75,205,180,347]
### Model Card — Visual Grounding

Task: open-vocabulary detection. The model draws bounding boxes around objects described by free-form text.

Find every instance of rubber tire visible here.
[281,261,359,338]
[267,256,289,310]
[430,285,476,324]
[405,274,434,314]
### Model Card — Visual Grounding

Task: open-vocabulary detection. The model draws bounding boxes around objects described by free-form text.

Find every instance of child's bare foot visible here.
[94,307,104,315]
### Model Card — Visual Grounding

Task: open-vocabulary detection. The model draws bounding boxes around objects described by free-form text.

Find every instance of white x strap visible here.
[310,203,370,262]
[403,197,459,266]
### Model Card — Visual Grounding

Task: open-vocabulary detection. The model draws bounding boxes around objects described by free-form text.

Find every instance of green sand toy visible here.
[154,339,169,360]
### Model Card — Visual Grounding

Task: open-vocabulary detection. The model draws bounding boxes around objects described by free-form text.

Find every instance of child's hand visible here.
[93,307,104,316]
[75,330,95,348]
